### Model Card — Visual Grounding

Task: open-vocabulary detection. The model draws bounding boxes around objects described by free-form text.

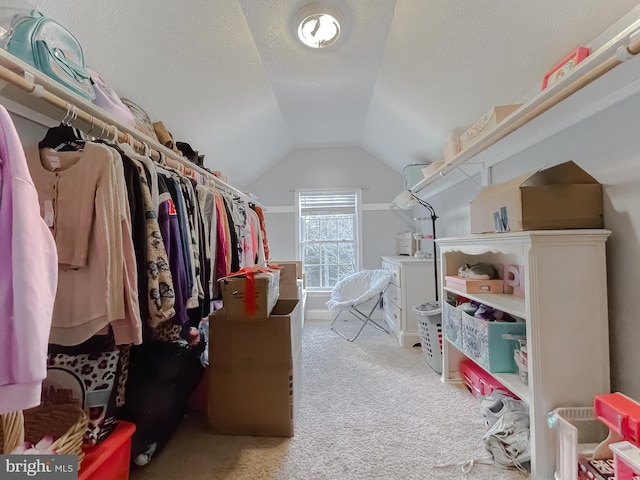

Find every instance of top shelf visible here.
[411,16,640,199]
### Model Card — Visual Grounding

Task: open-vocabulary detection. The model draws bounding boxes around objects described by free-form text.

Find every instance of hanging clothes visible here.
[0,106,58,414]
[27,141,142,346]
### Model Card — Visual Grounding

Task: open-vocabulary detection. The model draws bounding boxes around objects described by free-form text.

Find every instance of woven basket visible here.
[1,405,88,464]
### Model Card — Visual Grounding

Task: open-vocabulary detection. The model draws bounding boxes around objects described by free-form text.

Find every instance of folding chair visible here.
[328,269,392,342]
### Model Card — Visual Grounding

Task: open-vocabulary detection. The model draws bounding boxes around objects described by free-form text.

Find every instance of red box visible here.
[79,420,136,480]
[460,359,518,399]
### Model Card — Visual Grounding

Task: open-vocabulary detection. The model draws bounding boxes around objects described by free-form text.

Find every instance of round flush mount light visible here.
[298,13,340,49]
[292,2,347,50]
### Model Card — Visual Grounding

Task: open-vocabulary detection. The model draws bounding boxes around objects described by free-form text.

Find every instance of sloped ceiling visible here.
[17,0,640,187]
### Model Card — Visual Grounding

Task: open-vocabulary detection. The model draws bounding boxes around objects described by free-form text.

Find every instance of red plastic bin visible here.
[595,392,640,447]
[79,420,136,480]
[460,359,519,399]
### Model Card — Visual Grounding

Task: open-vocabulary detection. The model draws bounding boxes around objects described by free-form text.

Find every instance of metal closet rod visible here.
[0,63,259,205]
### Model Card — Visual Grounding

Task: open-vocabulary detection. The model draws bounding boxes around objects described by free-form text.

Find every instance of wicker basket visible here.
[1,405,88,464]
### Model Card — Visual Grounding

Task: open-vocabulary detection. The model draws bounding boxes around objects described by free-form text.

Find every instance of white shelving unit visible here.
[437,230,611,480]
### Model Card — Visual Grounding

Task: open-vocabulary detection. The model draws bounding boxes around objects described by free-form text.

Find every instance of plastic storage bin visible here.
[611,441,640,480]
[443,301,462,350]
[548,407,610,480]
[79,420,136,480]
[413,302,442,374]
[460,359,518,399]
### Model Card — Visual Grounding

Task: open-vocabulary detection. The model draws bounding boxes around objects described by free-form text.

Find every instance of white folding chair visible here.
[328,269,392,342]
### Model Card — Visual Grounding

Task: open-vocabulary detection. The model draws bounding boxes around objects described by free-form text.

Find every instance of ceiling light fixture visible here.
[293,3,346,50]
[298,13,340,48]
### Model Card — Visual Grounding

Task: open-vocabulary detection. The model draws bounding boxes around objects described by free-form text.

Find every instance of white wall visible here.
[248,146,411,269]
[422,89,640,398]
[248,146,410,319]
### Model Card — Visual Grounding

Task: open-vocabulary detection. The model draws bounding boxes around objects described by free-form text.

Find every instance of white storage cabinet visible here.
[380,256,436,348]
[437,230,611,480]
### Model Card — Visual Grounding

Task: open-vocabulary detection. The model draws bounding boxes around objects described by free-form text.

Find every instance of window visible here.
[296,189,361,290]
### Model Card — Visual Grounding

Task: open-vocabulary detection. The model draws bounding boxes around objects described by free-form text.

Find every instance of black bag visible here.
[117,341,205,465]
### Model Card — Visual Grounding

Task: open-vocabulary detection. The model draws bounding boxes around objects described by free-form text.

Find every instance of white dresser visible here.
[380,256,437,348]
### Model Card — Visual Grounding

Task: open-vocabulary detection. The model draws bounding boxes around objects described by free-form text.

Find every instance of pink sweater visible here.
[0,106,58,415]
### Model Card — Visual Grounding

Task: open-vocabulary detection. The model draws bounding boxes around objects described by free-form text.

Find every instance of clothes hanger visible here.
[38,104,86,151]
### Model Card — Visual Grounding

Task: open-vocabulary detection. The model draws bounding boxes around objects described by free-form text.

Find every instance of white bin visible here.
[413,302,442,374]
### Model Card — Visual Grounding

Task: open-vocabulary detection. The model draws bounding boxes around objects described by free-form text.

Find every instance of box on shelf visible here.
[218,269,280,320]
[461,311,526,373]
[459,104,522,151]
[208,299,302,437]
[268,261,302,300]
[445,275,504,294]
[548,406,610,480]
[460,359,519,399]
[470,160,603,234]
[443,301,463,350]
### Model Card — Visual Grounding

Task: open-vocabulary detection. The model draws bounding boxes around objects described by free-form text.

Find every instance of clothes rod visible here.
[0,62,260,206]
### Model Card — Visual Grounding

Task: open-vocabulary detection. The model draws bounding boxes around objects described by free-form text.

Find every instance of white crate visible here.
[548,406,610,480]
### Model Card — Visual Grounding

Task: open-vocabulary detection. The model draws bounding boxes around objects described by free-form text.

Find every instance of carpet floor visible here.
[131,318,529,479]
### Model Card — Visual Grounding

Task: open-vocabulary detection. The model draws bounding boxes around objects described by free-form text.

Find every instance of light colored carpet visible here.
[131,318,529,480]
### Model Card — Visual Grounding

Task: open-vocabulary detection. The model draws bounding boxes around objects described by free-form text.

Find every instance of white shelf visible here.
[439,231,610,480]
[443,287,526,319]
[410,16,640,199]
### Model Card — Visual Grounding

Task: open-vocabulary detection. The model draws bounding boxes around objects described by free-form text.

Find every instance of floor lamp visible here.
[391,190,439,303]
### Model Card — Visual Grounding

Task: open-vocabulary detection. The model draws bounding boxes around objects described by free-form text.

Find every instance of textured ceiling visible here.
[15,0,640,187]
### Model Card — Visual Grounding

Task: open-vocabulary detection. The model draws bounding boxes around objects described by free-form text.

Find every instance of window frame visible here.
[295,188,362,291]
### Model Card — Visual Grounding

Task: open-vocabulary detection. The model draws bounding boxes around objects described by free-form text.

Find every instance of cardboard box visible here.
[268,261,302,300]
[460,104,522,150]
[208,299,302,437]
[470,161,603,234]
[218,270,280,320]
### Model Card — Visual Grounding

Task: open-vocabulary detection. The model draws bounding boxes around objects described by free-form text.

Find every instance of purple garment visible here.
[0,106,58,414]
[157,176,188,326]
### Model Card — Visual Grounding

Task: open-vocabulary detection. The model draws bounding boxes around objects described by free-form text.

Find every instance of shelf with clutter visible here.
[0,46,256,205]
[407,11,640,199]
[437,229,611,479]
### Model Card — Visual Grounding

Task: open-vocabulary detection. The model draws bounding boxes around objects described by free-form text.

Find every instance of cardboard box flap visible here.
[521,161,599,186]
[471,171,536,200]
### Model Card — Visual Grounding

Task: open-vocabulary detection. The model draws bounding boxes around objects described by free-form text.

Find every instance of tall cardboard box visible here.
[470,161,603,234]
[218,270,280,320]
[269,261,302,300]
[208,299,302,437]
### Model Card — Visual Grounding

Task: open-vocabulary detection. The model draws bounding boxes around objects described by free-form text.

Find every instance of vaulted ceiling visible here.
[20,0,640,187]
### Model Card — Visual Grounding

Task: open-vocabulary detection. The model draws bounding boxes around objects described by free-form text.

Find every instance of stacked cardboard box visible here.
[207,299,303,437]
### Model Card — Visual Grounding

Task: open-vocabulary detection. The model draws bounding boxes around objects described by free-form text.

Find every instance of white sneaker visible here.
[483,411,531,472]
[478,389,528,428]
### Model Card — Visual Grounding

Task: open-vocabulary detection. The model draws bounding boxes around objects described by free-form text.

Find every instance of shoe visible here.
[478,390,528,428]
[483,411,531,472]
